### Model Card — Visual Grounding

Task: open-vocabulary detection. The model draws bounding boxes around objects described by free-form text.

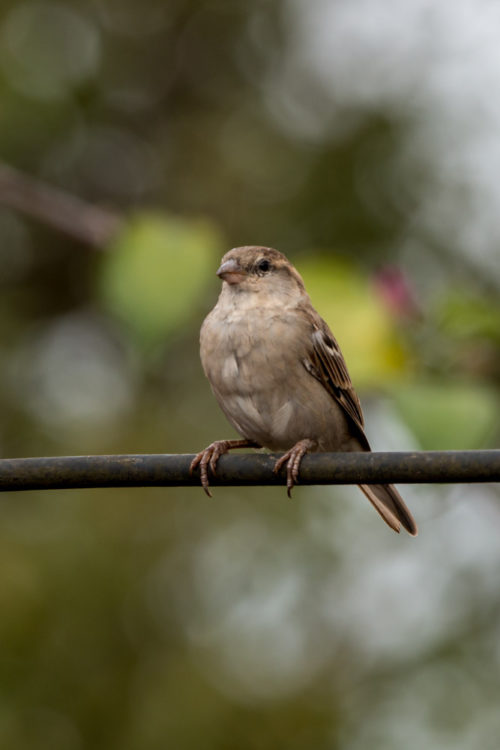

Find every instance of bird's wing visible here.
[301,308,369,447]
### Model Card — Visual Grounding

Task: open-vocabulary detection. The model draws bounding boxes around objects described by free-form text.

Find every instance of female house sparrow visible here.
[191,246,417,536]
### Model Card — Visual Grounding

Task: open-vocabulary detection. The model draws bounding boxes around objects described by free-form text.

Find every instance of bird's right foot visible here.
[190,439,259,496]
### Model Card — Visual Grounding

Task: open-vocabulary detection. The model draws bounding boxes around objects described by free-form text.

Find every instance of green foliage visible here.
[438,289,500,344]
[99,213,221,348]
[393,380,498,449]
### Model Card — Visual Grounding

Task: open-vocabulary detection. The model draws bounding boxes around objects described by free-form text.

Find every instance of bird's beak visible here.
[216,258,247,285]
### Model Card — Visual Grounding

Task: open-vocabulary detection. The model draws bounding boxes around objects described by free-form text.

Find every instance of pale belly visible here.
[201,309,358,452]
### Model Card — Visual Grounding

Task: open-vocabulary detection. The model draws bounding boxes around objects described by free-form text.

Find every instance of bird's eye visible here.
[257,259,271,274]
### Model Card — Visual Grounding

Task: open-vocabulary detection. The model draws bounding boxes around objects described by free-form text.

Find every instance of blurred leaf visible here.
[437,289,500,344]
[393,380,498,449]
[300,255,412,387]
[99,212,222,348]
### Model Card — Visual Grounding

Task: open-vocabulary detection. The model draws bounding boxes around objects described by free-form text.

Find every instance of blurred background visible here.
[0,0,499,747]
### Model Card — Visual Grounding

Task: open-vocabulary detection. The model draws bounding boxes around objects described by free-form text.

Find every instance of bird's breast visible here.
[200,302,301,393]
[199,300,348,450]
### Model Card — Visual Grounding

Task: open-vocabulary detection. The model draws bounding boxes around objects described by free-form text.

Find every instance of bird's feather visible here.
[301,307,369,448]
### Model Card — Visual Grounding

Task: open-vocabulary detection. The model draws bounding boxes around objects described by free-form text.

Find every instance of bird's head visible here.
[216,246,305,298]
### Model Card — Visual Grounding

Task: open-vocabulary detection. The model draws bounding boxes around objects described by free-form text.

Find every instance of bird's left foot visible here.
[273,439,317,497]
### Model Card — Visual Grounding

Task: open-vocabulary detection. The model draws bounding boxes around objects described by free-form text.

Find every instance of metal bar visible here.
[0,451,498,492]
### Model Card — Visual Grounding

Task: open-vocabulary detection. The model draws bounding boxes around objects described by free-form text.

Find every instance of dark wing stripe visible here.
[312,330,352,388]
[309,345,365,432]
[304,322,367,442]
[297,303,367,437]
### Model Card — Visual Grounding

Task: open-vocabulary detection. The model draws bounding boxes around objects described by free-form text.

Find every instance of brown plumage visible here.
[191,246,417,536]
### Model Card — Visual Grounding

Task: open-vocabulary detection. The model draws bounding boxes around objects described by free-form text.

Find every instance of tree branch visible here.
[0,161,123,247]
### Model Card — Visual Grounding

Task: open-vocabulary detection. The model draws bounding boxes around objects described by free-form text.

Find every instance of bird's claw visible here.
[273,439,316,498]
[190,440,231,497]
[190,439,254,496]
[189,448,213,496]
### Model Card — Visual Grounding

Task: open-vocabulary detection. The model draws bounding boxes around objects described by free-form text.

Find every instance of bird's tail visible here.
[359,483,418,536]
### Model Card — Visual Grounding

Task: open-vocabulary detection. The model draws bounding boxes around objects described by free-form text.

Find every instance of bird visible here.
[190,246,417,536]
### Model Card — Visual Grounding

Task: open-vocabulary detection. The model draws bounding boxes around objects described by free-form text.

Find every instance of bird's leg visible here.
[273,438,318,498]
[190,439,260,497]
